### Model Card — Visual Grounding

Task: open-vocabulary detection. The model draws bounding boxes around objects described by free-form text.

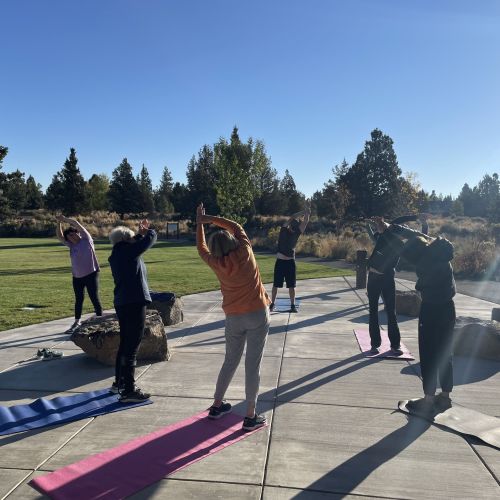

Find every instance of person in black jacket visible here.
[108,219,157,403]
[365,214,428,355]
[395,226,456,413]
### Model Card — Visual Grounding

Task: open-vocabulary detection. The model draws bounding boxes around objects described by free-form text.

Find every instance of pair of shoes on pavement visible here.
[269,303,298,313]
[36,348,63,361]
[207,402,267,431]
[118,386,151,403]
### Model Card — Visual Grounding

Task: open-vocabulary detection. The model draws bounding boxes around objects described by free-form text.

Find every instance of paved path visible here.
[0,277,499,499]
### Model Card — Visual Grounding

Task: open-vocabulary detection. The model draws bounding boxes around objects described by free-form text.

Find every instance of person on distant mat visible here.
[365,214,428,356]
[269,201,311,313]
[56,214,103,332]
[394,223,456,413]
[196,203,270,432]
[108,219,157,403]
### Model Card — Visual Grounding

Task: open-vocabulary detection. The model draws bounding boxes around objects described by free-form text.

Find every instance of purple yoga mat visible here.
[30,410,266,500]
[354,329,414,360]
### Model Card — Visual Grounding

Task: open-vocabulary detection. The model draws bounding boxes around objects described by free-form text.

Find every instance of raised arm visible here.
[127,219,157,258]
[418,213,429,235]
[365,222,377,243]
[56,221,65,243]
[299,202,311,233]
[56,215,91,239]
[390,223,433,242]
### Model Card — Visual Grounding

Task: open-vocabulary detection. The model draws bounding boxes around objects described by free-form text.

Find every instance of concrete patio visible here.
[0,276,499,499]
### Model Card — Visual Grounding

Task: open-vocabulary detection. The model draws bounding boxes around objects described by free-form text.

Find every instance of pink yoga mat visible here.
[354,329,414,360]
[30,410,266,500]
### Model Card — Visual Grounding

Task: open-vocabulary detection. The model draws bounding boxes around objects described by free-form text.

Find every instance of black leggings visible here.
[72,271,103,320]
[115,303,146,393]
[367,271,401,349]
[418,300,456,396]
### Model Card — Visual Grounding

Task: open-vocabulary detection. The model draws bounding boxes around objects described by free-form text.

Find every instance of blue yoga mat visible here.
[0,389,152,436]
[274,298,301,312]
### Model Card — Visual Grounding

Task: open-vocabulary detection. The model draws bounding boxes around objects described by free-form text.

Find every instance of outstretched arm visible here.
[127,219,157,258]
[391,223,433,241]
[56,221,65,243]
[56,215,91,239]
[299,202,311,233]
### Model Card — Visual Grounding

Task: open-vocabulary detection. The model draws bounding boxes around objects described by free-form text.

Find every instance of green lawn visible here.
[0,238,352,331]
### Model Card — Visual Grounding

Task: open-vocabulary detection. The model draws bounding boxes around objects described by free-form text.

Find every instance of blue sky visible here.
[1,0,499,198]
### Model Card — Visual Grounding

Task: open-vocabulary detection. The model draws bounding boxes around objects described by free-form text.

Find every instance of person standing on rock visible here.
[56,215,103,332]
[269,201,311,313]
[108,219,157,403]
[196,203,270,431]
[365,214,428,356]
[394,224,456,413]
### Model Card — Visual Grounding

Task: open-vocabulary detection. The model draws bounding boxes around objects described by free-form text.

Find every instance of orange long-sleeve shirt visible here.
[197,217,270,315]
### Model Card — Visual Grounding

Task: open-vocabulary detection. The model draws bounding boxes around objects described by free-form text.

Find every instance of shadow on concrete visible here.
[292,416,431,498]
[401,356,500,386]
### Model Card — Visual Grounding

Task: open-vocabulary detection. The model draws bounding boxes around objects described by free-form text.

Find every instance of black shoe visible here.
[269,303,275,312]
[369,347,380,355]
[41,349,63,361]
[290,305,298,313]
[242,414,267,431]
[434,393,452,411]
[208,401,232,419]
[406,398,435,414]
[119,388,151,403]
[390,347,404,356]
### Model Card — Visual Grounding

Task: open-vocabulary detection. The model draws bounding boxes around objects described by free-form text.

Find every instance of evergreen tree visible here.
[25,175,44,209]
[280,169,305,214]
[171,182,190,217]
[4,170,27,210]
[45,172,65,211]
[108,158,142,215]
[314,162,351,219]
[155,166,175,214]
[86,174,109,211]
[137,164,155,213]
[336,129,402,217]
[186,145,218,213]
[0,146,10,215]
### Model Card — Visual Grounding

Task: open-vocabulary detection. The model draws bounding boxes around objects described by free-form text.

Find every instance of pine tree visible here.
[186,145,218,213]
[5,170,27,210]
[137,164,155,213]
[280,169,305,213]
[25,175,44,209]
[108,158,142,216]
[0,146,10,215]
[155,166,175,214]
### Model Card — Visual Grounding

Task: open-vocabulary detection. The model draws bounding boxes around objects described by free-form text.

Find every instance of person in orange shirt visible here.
[196,203,270,431]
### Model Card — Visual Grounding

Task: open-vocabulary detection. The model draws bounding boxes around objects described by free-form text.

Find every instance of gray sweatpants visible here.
[214,307,270,407]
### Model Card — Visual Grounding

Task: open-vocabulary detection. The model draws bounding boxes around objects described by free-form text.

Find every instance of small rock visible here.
[147,293,184,326]
[454,316,500,361]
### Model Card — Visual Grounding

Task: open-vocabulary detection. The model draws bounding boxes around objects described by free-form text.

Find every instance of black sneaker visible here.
[41,349,63,361]
[208,401,232,419]
[434,393,452,411]
[242,414,267,431]
[67,320,81,333]
[390,347,404,356]
[119,388,151,403]
[290,305,298,313]
[369,347,380,355]
[269,303,275,312]
[406,398,435,414]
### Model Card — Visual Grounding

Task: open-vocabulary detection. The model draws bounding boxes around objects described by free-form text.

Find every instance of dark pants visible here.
[418,300,455,396]
[72,271,103,320]
[115,303,146,393]
[367,271,400,349]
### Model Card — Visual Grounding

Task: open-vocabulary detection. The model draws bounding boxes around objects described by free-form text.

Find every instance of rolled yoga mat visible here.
[354,329,414,360]
[30,410,267,499]
[0,389,152,436]
[274,298,301,312]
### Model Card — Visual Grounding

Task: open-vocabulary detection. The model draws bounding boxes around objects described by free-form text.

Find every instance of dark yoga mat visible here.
[30,410,267,499]
[0,389,152,435]
[398,399,500,449]
[274,298,301,312]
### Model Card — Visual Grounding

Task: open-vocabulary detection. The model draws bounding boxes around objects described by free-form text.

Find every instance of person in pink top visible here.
[56,215,102,331]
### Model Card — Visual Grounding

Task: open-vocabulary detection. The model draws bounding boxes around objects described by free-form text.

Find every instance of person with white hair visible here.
[108,219,157,403]
[196,203,270,431]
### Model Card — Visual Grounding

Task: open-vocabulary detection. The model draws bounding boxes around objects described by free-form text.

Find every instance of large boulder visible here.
[147,292,184,326]
[395,290,422,317]
[454,316,500,361]
[71,311,170,366]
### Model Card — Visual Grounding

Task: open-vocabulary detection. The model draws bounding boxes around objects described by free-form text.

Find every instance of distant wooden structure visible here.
[166,222,180,239]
